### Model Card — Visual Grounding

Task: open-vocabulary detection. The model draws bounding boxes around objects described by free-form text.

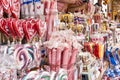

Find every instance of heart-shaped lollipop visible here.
[23,21,37,42]
[1,0,11,15]
[10,0,20,18]
[7,18,17,39]
[0,18,10,38]
[12,19,24,39]
[34,19,46,38]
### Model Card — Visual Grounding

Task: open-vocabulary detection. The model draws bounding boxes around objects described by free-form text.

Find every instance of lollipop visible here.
[22,71,39,80]
[0,18,10,38]
[23,21,37,42]
[35,71,51,80]
[7,18,17,39]
[55,69,68,80]
[25,43,41,67]
[10,0,20,18]
[1,0,11,15]
[14,46,32,70]
[34,19,46,38]
[12,19,24,39]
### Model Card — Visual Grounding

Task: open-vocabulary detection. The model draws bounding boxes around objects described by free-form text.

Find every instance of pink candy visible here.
[0,18,46,42]
[1,0,20,18]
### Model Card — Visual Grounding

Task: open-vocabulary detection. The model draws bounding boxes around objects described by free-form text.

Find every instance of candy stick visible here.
[51,48,57,71]
[62,47,70,69]
[56,47,62,71]
[47,48,52,70]
[68,48,78,69]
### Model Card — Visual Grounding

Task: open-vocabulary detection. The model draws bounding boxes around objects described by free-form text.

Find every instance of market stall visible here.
[0,0,120,80]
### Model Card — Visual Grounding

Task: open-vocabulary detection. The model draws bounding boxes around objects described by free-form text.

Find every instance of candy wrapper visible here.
[28,0,34,18]
[34,0,44,19]
[22,0,29,18]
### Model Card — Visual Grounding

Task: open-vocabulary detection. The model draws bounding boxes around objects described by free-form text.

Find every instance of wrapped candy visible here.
[22,0,29,18]
[34,0,44,19]
[28,0,34,18]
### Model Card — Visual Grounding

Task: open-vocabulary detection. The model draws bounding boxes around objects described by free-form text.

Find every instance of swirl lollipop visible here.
[22,71,39,80]
[14,46,32,70]
[35,71,51,80]
[56,69,68,80]
[24,44,41,67]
